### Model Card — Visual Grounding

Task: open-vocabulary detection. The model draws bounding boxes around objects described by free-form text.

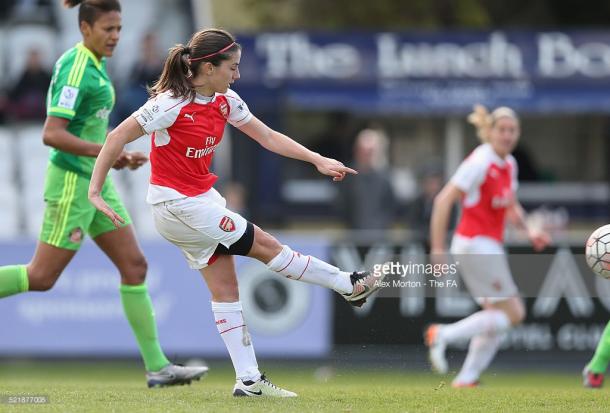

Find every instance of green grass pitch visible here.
[1,361,609,412]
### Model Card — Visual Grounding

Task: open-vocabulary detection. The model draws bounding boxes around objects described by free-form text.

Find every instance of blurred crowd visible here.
[0,43,460,241]
[0,32,164,126]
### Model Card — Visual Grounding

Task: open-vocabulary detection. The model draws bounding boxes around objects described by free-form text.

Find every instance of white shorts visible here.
[450,234,519,305]
[151,188,248,269]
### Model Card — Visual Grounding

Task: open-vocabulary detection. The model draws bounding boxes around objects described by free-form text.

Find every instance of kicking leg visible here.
[247,225,383,305]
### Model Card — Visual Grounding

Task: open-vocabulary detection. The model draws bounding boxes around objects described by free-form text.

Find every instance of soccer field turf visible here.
[1,361,609,412]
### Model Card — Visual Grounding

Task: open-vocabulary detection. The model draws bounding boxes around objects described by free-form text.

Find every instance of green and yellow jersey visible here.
[46,42,115,177]
[41,42,129,249]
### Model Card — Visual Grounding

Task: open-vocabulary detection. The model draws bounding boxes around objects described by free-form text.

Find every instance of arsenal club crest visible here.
[219,102,229,118]
[219,216,236,232]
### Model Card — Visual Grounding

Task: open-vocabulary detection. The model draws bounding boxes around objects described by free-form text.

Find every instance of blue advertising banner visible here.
[234,31,610,114]
[0,237,331,358]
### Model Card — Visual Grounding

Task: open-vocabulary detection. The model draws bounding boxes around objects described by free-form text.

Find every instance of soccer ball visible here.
[585,224,610,279]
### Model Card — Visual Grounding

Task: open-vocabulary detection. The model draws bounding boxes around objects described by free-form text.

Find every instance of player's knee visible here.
[508,300,526,325]
[253,227,282,256]
[120,256,148,285]
[26,265,59,291]
[30,277,58,291]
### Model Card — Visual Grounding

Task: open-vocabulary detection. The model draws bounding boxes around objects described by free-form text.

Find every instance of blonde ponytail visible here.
[468,104,493,143]
[468,104,518,143]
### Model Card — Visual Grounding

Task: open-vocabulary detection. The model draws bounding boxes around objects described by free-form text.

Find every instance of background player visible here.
[425,104,550,387]
[583,321,610,388]
[88,28,385,397]
[0,0,207,387]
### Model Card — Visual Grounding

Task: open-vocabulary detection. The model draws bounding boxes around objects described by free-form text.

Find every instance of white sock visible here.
[266,245,353,295]
[211,301,261,382]
[439,309,510,344]
[454,332,503,384]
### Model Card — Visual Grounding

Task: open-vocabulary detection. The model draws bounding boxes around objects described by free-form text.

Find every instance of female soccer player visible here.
[425,104,550,387]
[88,28,384,397]
[0,0,207,387]
[583,321,610,388]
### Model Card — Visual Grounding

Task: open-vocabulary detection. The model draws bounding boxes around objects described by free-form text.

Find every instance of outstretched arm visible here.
[88,117,146,227]
[239,116,357,181]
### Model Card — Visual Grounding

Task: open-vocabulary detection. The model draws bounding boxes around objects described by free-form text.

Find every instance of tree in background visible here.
[214,0,610,30]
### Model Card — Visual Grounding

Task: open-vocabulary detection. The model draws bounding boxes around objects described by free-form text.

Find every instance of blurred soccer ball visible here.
[585,224,610,279]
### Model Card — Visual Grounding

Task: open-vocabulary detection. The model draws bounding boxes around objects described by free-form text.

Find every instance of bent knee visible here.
[508,302,526,326]
[251,227,282,259]
[120,256,148,285]
[255,228,281,249]
[512,307,526,325]
[26,264,60,291]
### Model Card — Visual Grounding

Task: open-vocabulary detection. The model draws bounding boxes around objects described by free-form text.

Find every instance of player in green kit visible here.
[583,321,610,388]
[0,0,208,387]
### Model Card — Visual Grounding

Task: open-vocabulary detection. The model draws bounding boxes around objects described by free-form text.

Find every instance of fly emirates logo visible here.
[491,188,512,209]
[186,136,218,159]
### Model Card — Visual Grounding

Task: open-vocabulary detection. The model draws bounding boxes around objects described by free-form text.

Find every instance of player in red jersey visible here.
[88,28,385,397]
[424,105,550,387]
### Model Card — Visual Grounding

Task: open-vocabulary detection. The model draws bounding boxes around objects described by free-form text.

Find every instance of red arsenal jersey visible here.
[132,89,252,203]
[451,144,518,242]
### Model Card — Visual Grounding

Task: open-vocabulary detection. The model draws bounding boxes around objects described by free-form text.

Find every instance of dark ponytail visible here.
[63,0,121,25]
[150,28,240,100]
[149,45,193,100]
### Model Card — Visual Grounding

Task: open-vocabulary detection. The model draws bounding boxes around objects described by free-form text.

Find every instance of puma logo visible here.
[184,112,195,122]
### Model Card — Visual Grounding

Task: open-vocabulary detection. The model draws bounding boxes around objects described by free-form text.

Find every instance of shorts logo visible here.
[69,227,83,243]
[219,216,236,232]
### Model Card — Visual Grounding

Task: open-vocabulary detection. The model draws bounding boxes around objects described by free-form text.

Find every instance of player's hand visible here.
[88,193,125,228]
[126,151,148,170]
[314,156,358,182]
[528,228,551,252]
[112,150,131,170]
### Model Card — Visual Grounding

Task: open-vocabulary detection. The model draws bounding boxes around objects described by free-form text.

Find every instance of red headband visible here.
[188,42,236,63]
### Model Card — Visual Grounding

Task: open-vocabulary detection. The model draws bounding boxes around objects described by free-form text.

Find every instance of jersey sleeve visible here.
[224,89,252,127]
[132,93,183,134]
[47,56,85,120]
[450,156,488,194]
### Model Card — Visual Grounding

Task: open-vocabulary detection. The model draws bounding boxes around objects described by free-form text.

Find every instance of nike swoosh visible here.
[245,389,262,396]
